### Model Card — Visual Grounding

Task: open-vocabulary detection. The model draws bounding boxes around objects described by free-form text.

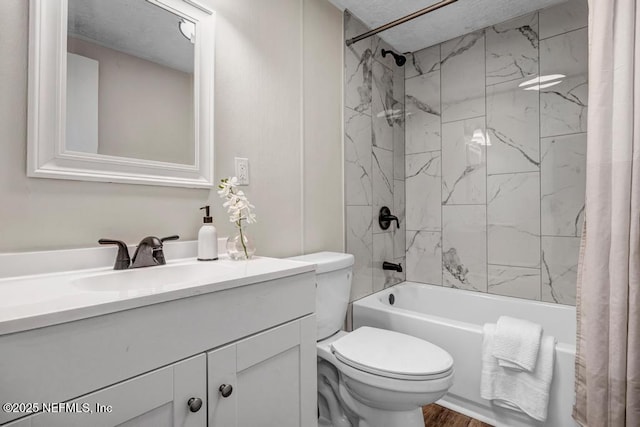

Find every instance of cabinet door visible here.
[208,315,317,427]
[29,354,206,427]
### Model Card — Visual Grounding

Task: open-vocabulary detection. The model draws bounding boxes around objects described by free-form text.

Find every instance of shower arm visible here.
[345,0,459,47]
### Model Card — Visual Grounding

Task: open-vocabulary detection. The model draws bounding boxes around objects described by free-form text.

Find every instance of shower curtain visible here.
[573,0,640,426]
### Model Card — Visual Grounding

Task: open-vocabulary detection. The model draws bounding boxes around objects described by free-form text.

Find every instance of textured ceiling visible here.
[328,0,568,52]
[68,0,194,73]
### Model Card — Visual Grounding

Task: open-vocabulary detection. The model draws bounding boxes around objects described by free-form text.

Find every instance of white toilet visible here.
[289,252,454,427]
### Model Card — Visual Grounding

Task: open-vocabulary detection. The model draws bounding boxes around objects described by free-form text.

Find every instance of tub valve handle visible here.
[383,261,402,272]
[379,207,400,230]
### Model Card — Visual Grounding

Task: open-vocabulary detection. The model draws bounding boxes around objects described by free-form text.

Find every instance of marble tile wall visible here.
[403,0,588,305]
[344,12,406,302]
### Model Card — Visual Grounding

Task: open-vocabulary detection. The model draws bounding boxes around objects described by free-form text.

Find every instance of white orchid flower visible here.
[218,176,257,229]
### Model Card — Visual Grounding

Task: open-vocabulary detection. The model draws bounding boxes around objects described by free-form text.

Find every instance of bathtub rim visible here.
[356,281,578,309]
[353,281,577,351]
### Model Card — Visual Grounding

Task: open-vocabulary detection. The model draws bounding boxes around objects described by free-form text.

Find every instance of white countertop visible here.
[0,254,315,335]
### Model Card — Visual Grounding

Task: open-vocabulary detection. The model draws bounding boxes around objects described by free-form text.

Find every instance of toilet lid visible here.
[331,327,453,380]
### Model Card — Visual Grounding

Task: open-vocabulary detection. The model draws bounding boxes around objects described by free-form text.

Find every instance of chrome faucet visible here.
[99,235,179,270]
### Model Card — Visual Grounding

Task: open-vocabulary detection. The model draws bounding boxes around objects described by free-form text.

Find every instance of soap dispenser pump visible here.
[198,206,218,261]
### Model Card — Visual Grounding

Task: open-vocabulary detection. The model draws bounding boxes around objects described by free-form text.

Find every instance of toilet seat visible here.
[331,327,454,381]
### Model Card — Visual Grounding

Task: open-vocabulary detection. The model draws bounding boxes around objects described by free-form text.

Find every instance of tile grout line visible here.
[439,43,444,288]
[542,131,588,139]
[370,64,375,296]
[403,59,409,281]
[489,262,542,270]
[539,25,588,42]
[484,29,489,295]
[538,11,544,301]
[441,114,486,125]
[406,148,445,155]
[487,170,541,177]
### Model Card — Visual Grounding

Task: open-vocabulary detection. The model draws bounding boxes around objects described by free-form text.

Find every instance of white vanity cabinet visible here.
[5,355,207,427]
[0,264,317,427]
[208,316,317,427]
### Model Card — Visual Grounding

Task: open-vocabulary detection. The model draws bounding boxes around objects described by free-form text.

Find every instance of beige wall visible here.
[0,0,343,257]
[302,0,344,253]
[68,37,195,165]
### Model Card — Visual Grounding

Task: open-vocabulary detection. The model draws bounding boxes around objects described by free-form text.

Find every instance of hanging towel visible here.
[481,324,556,422]
[492,316,542,372]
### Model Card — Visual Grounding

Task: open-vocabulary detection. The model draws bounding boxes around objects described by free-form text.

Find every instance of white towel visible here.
[492,316,542,372]
[481,323,556,422]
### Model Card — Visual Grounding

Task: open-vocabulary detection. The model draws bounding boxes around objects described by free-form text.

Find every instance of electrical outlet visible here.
[234,157,249,185]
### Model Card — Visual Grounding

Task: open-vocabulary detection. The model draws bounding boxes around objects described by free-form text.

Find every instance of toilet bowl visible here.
[317,329,453,427]
[288,252,455,427]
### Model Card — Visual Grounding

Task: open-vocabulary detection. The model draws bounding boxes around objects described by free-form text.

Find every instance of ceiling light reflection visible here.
[471,128,491,146]
[519,74,565,91]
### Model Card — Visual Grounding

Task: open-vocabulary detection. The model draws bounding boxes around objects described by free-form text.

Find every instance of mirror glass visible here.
[66,0,195,165]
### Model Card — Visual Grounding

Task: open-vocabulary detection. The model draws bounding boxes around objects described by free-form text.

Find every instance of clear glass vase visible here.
[226,228,256,260]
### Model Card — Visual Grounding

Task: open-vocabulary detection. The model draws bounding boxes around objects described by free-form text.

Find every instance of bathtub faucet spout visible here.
[382,261,402,272]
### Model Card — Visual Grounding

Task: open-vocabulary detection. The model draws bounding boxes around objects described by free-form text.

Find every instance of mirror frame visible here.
[27,0,215,188]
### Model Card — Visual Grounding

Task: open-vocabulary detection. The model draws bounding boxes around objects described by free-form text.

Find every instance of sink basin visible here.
[73,262,232,292]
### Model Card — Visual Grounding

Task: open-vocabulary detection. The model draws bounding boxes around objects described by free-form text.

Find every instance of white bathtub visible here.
[352,282,577,427]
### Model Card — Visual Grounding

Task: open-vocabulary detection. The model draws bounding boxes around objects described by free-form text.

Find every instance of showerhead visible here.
[381,49,406,67]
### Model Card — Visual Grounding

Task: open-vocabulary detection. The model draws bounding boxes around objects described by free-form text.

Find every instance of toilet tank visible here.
[288,252,354,341]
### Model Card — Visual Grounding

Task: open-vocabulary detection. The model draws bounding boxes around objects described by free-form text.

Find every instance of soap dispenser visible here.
[198,206,218,261]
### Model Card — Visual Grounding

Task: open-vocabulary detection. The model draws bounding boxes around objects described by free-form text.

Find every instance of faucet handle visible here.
[98,239,131,270]
[151,236,178,265]
[157,236,180,265]
[378,206,400,230]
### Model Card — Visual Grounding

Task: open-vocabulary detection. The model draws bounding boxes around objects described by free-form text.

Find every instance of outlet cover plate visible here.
[234,157,249,185]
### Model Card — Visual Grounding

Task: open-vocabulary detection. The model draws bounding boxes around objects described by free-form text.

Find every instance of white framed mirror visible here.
[27,0,215,188]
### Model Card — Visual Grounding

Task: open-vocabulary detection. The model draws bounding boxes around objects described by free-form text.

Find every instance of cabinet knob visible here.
[219,383,233,398]
[187,397,203,413]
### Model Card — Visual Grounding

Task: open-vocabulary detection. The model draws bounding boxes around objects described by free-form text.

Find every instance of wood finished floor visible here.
[423,404,493,427]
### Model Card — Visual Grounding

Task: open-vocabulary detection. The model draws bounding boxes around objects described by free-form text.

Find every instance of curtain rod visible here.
[345,0,459,48]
